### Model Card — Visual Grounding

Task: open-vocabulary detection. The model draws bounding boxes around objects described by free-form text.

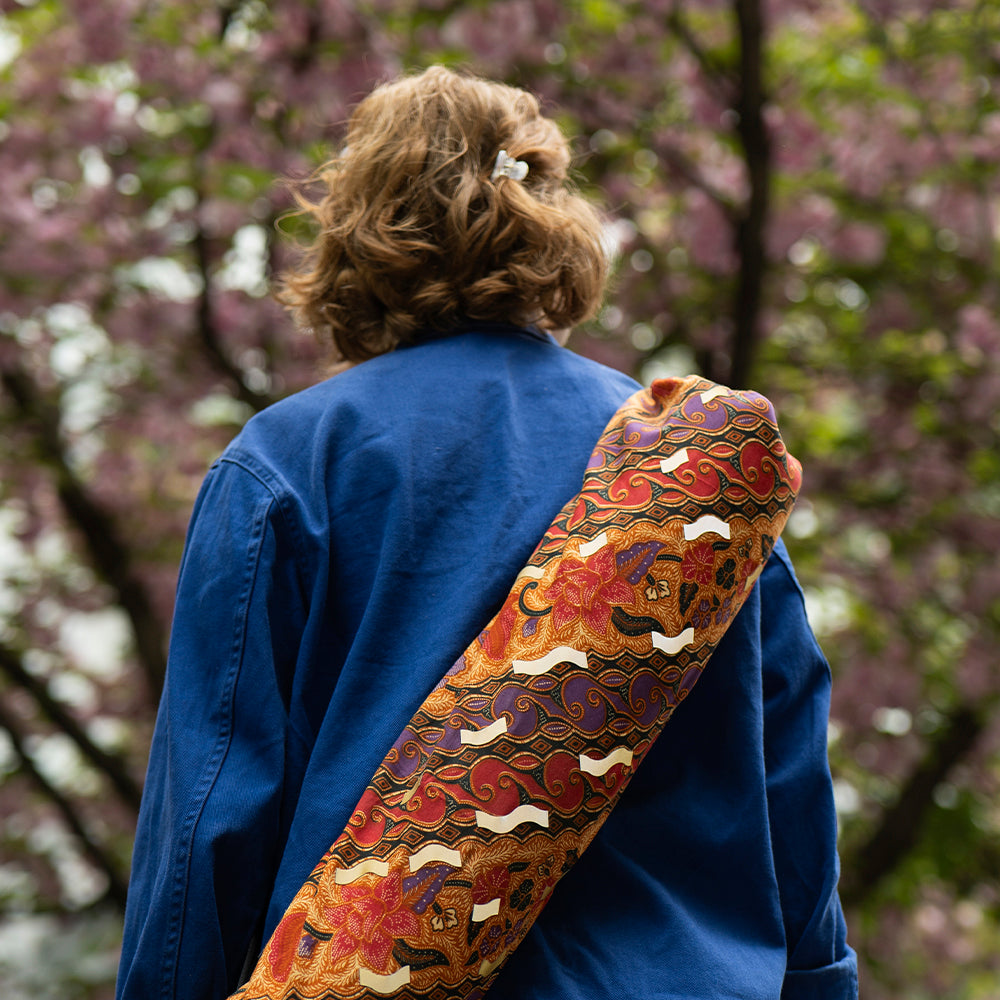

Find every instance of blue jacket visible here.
[117,324,857,999]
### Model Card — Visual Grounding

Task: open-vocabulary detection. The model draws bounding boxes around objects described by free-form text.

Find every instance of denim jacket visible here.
[117,325,857,1000]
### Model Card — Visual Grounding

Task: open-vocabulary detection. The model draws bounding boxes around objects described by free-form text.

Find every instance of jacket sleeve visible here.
[761,540,859,999]
[116,458,308,1000]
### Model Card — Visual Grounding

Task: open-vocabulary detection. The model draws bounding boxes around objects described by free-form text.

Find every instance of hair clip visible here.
[491,149,529,183]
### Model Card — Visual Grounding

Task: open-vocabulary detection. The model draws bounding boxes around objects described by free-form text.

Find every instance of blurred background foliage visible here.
[1,0,999,996]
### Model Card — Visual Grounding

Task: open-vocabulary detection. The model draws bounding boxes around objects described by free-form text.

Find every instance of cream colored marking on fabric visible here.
[659,448,690,474]
[517,565,545,579]
[479,954,507,978]
[578,531,609,558]
[472,898,502,921]
[475,804,550,833]
[700,385,728,403]
[408,844,462,871]
[397,781,421,808]
[651,627,696,655]
[358,967,411,992]
[512,646,587,675]
[579,748,634,776]
[459,717,508,746]
[683,515,731,541]
[334,859,388,884]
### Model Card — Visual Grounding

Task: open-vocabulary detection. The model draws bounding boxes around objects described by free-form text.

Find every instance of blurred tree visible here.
[0,1,998,997]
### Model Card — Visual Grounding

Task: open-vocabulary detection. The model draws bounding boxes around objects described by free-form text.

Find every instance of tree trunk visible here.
[729,0,771,389]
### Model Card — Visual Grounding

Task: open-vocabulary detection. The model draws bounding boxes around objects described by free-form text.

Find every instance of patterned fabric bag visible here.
[231,375,802,1000]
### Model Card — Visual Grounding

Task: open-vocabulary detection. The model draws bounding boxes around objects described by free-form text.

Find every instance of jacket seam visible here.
[160,492,272,999]
[217,452,309,576]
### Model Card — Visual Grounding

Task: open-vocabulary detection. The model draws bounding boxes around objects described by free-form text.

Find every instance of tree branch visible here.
[0,642,142,813]
[667,0,739,104]
[217,1,239,43]
[0,364,167,699]
[839,701,989,909]
[0,697,129,912]
[192,188,275,413]
[657,142,741,223]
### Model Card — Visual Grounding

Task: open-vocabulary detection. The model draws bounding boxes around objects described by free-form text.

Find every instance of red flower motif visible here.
[682,542,716,585]
[324,870,420,972]
[471,864,511,905]
[483,590,520,661]
[266,910,308,983]
[543,545,634,634]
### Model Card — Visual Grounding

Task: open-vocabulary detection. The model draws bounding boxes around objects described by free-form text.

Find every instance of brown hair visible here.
[276,65,608,363]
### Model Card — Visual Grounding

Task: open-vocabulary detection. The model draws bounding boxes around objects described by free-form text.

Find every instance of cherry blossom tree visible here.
[1,1,998,996]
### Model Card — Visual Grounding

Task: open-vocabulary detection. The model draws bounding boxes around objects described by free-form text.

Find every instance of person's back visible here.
[116,66,856,1000]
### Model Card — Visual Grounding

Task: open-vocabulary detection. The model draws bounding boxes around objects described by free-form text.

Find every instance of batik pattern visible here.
[231,376,802,1000]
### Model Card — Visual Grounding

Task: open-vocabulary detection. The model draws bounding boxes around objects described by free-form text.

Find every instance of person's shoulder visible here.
[210,372,359,498]
[333,324,642,415]
[227,377,329,443]
[225,347,409,444]
[761,537,806,602]
[217,326,641,483]
[483,324,643,400]
[552,341,642,392]
[758,537,832,679]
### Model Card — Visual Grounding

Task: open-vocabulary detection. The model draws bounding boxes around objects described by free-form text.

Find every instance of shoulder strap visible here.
[232,376,801,999]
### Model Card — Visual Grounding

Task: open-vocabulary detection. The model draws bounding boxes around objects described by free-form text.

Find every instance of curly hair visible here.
[276,65,608,363]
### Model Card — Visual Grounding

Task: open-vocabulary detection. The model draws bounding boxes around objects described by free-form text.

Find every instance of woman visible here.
[117,66,856,1000]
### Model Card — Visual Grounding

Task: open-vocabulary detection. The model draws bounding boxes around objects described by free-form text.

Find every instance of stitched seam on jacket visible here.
[217,455,315,751]
[160,493,272,1000]
[217,453,309,575]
